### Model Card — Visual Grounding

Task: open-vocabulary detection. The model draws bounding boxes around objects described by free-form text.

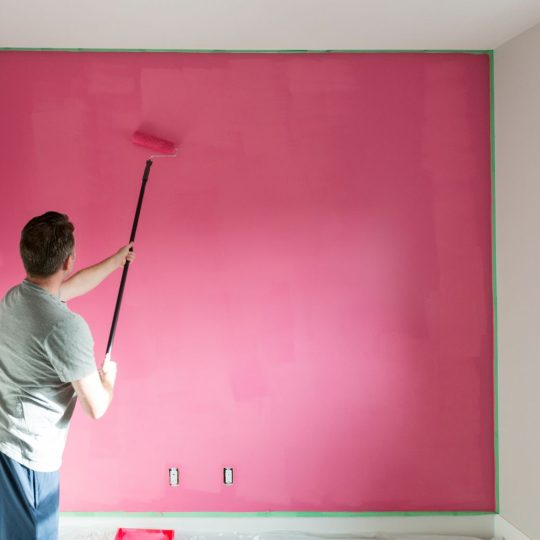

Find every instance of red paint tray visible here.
[115,529,174,540]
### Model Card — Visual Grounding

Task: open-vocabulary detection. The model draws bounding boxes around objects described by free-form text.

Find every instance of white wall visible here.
[495,21,540,540]
[59,514,494,538]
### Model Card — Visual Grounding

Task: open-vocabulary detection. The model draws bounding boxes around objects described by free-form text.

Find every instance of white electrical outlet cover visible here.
[169,467,179,486]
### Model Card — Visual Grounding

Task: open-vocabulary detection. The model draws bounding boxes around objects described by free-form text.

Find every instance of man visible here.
[0,211,134,539]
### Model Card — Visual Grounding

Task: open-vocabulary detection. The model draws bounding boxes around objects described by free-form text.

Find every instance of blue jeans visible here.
[0,451,59,540]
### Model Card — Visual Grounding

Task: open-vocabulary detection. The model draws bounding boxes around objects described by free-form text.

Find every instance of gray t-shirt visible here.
[0,280,96,472]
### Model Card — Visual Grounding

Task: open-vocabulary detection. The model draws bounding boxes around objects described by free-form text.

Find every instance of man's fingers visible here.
[116,243,135,267]
[100,358,117,375]
[102,353,113,370]
[105,361,117,373]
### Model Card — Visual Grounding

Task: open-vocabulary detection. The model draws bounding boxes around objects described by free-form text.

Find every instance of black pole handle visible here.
[105,159,153,358]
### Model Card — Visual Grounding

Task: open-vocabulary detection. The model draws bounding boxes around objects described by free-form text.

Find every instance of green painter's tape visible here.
[489,50,500,515]
[0,48,490,54]
[61,511,494,518]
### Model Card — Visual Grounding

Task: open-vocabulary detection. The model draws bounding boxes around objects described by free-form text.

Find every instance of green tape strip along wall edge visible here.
[489,49,500,515]
[61,511,494,518]
[0,48,490,54]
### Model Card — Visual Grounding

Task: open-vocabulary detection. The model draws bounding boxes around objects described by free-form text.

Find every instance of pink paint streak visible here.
[0,52,494,512]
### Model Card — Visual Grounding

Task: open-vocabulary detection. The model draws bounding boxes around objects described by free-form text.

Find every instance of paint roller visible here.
[104,131,177,362]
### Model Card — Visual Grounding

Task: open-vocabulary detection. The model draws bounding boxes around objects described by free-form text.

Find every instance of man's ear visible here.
[63,253,74,272]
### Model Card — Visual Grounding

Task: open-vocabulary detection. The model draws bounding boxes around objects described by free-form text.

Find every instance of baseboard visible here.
[60,513,494,537]
[494,515,532,540]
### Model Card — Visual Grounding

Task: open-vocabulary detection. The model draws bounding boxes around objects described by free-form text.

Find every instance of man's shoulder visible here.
[52,311,92,338]
[1,282,24,303]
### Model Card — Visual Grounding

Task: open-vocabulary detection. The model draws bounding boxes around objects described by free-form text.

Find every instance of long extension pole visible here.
[105,159,153,360]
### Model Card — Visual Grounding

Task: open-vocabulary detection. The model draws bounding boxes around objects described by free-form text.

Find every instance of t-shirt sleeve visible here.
[44,314,97,383]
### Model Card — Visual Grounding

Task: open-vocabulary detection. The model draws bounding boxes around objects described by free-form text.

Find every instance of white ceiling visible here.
[1,0,540,51]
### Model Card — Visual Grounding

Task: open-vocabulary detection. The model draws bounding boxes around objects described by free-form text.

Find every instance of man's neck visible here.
[26,274,63,298]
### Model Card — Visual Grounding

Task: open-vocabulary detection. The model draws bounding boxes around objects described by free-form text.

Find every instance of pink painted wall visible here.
[0,51,494,512]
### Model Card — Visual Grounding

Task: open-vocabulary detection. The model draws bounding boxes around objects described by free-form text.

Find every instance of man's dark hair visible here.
[20,211,75,277]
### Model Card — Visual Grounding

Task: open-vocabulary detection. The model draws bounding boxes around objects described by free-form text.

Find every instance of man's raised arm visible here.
[60,243,134,302]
